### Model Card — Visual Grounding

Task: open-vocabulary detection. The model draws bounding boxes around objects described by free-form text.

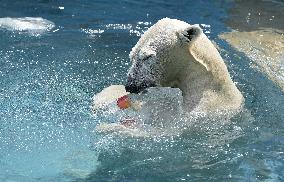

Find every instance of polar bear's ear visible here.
[177,26,202,43]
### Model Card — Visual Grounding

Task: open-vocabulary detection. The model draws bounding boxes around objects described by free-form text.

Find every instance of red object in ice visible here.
[117,95,131,109]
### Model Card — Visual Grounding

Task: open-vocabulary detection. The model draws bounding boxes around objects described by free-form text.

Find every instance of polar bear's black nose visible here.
[125,83,141,94]
[125,81,156,94]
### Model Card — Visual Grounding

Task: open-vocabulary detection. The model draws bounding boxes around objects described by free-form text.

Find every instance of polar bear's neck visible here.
[172,59,243,113]
[176,59,214,112]
[160,33,244,113]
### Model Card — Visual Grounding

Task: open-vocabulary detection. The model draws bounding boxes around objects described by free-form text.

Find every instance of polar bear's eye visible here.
[138,53,154,62]
[142,55,154,61]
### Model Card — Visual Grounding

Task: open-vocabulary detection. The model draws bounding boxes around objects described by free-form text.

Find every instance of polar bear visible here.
[126,18,243,112]
[127,18,243,112]
[92,18,243,134]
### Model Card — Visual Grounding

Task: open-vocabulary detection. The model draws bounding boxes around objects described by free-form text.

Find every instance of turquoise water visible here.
[0,0,283,181]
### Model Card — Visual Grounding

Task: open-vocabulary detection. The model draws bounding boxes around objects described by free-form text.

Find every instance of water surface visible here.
[0,0,283,181]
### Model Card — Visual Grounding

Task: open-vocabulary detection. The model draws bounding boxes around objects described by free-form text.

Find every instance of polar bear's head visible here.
[125,18,243,112]
[125,18,203,93]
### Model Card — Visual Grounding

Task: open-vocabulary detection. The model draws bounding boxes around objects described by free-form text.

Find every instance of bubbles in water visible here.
[81,21,152,38]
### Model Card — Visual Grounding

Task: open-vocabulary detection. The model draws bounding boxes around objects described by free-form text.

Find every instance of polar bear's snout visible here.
[125,81,141,93]
[125,78,156,93]
[126,52,159,93]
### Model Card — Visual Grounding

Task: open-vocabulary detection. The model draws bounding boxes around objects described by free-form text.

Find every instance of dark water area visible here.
[0,0,283,181]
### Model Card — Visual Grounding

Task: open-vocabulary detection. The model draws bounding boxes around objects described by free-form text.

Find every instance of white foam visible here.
[81,28,105,37]
[0,17,55,34]
[105,21,152,37]
[82,22,152,38]
[200,23,211,34]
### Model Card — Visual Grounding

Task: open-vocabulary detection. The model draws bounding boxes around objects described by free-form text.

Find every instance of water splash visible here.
[82,21,152,37]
